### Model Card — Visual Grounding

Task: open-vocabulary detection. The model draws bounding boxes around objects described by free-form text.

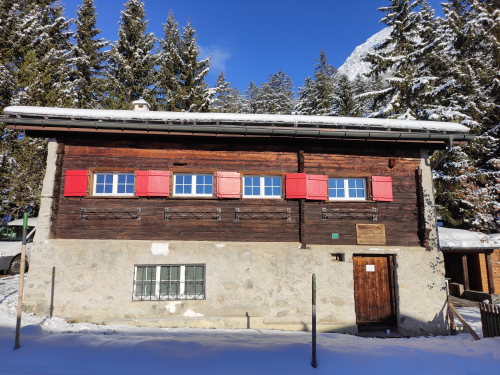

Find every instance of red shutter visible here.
[64,170,88,196]
[306,174,328,200]
[136,170,170,197]
[285,173,307,199]
[217,172,240,198]
[372,176,393,202]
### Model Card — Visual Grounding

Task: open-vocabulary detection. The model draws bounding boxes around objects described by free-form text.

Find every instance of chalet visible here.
[1,105,474,336]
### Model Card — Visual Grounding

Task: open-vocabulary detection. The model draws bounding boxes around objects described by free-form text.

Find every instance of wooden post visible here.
[311,274,317,368]
[14,213,28,350]
[485,253,496,295]
[448,298,456,334]
[462,254,470,291]
[448,297,480,341]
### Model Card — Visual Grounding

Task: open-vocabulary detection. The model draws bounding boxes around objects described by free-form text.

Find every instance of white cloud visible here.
[199,45,232,73]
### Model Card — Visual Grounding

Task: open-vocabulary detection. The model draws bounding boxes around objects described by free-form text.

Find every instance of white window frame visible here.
[93,172,135,197]
[133,264,205,301]
[242,175,282,199]
[328,177,367,201]
[173,173,214,197]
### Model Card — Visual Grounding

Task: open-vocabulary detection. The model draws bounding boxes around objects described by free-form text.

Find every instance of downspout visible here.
[431,136,454,170]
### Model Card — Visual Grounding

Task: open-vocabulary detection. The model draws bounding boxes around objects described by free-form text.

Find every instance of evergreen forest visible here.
[0,0,498,233]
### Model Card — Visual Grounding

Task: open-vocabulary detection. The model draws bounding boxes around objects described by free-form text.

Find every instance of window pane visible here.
[253,187,260,195]
[264,177,272,186]
[127,174,134,183]
[196,175,203,184]
[338,189,345,198]
[204,185,212,194]
[184,185,191,194]
[175,184,183,194]
[196,185,203,194]
[349,189,356,198]
[104,184,112,194]
[244,187,252,195]
[195,266,204,279]
[117,184,125,194]
[184,175,192,184]
[160,266,170,281]
[356,179,364,188]
[126,184,134,193]
[185,266,194,280]
[273,187,280,196]
[265,187,272,196]
[96,185,104,194]
[273,177,280,186]
[348,180,355,189]
[118,175,125,184]
[97,175,104,184]
[171,266,180,280]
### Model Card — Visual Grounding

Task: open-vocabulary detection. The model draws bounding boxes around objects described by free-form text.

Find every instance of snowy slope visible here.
[337,27,392,80]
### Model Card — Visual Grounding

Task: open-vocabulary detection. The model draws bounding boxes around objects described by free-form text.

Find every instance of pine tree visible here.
[333,74,362,117]
[244,81,259,114]
[313,51,336,115]
[296,76,318,115]
[364,0,429,119]
[106,0,157,110]
[254,70,295,114]
[212,71,244,113]
[157,12,211,112]
[71,0,108,109]
[431,0,500,232]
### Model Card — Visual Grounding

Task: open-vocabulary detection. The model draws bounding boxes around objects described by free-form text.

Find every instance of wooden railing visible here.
[479,303,500,338]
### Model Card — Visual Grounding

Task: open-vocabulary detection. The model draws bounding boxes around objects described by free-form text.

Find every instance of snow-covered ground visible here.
[1,275,499,375]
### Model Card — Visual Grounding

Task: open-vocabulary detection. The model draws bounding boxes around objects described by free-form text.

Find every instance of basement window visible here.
[133,265,205,301]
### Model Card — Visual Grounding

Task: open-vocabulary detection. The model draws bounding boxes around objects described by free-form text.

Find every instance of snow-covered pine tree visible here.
[364,0,432,119]
[296,51,335,115]
[313,51,336,115]
[157,12,211,112]
[105,0,157,110]
[333,74,362,117]
[1,0,75,222]
[254,70,295,114]
[244,81,259,114]
[212,71,244,113]
[431,0,500,232]
[296,76,318,115]
[71,0,109,109]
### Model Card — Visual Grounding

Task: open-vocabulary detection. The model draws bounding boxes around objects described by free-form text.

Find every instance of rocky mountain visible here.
[337,27,392,80]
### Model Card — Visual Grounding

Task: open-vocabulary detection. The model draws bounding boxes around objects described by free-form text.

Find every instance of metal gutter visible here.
[431,136,455,170]
[1,117,475,142]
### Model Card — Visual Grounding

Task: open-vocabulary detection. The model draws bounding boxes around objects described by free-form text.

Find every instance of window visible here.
[133,265,205,301]
[173,174,214,197]
[328,178,366,200]
[243,176,282,198]
[93,173,135,196]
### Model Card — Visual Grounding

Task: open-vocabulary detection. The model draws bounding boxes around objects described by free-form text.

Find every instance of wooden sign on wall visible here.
[356,224,386,245]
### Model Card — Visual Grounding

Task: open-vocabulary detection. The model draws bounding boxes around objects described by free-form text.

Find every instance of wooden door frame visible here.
[353,254,398,330]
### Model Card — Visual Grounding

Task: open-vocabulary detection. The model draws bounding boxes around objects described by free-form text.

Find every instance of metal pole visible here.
[14,213,28,350]
[311,273,317,368]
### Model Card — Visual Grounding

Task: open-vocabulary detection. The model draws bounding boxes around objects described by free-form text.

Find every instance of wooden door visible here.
[353,256,395,326]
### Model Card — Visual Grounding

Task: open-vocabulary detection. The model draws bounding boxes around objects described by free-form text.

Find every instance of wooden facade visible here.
[48,133,423,247]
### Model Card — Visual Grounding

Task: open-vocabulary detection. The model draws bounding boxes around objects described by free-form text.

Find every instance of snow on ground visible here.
[1,275,499,375]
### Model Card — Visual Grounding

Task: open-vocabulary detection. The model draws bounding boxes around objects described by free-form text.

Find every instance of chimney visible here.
[132,98,150,111]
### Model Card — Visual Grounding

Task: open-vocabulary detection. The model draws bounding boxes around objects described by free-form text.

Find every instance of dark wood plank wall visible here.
[304,148,420,246]
[51,136,421,245]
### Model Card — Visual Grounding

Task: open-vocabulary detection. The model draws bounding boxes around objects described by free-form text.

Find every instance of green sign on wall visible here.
[332,233,339,239]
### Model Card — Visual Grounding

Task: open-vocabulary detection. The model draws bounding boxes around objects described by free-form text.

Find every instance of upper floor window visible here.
[93,173,134,196]
[243,176,282,198]
[173,174,214,197]
[328,178,366,201]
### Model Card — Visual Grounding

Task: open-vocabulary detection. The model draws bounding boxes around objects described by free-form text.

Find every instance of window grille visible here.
[133,265,205,301]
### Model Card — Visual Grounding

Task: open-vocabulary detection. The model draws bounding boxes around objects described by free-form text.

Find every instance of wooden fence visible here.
[479,303,500,338]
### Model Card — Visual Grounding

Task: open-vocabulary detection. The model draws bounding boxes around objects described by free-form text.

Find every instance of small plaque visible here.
[332,233,339,239]
[366,264,375,272]
[356,224,386,245]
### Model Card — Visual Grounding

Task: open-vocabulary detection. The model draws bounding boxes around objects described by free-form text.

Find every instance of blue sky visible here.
[62,0,445,92]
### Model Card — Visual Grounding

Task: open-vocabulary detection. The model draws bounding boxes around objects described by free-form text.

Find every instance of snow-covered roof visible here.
[132,98,150,108]
[438,227,500,250]
[2,106,470,134]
